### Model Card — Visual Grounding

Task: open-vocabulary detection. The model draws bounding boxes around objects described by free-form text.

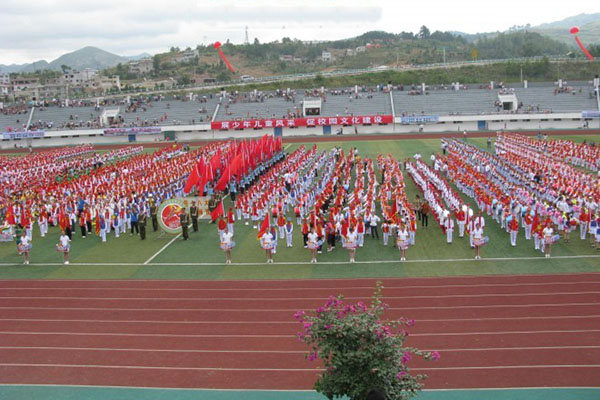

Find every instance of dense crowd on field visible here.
[2,132,600,265]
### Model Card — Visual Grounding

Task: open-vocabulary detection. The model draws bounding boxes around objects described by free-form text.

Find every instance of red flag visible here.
[215,165,231,191]
[257,212,270,239]
[183,161,202,194]
[211,201,224,222]
[390,198,397,219]
[210,152,220,177]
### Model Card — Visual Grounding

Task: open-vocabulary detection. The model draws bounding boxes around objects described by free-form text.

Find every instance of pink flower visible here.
[431,351,441,361]
[307,351,318,361]
[303,321,314,331]
[402,352,412,364]
[294,310,306,321]
[407,319,415,327]
[397,371,407,379]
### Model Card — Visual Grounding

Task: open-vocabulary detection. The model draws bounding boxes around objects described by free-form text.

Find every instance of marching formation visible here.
[2,132,599,265]
[437,135,600,258]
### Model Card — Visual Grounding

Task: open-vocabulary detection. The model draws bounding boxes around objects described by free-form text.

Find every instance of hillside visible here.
[532,13,600,46]
[0,47,150,74]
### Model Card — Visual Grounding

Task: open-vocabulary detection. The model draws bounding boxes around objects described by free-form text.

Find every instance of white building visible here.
[322,51,333,62]
[182,49,200,63]
[61,68,98,85]
[0,73,10,85]
[129,58,154,75]
[356,46,366,53]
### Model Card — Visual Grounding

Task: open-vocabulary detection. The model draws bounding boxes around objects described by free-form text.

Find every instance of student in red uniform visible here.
[509,214,519,246]
[301,218,310,248]
[227,207,235,235]
[277,213,286,240]
[217,216,227,241]
[79,212,87,238]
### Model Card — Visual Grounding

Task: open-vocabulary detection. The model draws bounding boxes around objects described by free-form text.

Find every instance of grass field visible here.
[1,134,599,281]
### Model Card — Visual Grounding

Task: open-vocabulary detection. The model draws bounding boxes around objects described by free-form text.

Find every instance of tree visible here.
[254,38,260,45]
[418,26,430,39]
[588,44,600,57]
[296,282,440,400]
[60,64,71,74]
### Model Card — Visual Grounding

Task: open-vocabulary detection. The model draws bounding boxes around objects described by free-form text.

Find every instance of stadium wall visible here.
[1,113,594,149]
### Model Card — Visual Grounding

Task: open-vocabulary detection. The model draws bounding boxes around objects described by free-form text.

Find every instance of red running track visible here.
[0,273,599,390]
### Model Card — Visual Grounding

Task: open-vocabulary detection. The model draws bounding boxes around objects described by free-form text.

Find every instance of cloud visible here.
[0,1,382,63]
[1,0,598,64]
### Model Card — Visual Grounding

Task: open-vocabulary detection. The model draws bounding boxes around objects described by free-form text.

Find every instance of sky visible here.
[1,0,598,65]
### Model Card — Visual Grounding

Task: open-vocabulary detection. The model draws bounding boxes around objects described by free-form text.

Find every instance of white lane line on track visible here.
[0,345,598,353]
[1,280,600,291]
[0,329,598,338]
[0,363,598,372]
[2,272,598,281]
[0,291,597,301]
[0,314,598,324]
[0,254,599,267]
[0,302,598,311]
[143,233,181,265]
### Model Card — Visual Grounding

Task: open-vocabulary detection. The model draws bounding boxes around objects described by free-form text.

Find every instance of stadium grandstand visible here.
[1,79,599,149]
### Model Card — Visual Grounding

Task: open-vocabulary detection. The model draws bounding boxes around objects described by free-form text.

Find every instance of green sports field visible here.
[1,134,599,281]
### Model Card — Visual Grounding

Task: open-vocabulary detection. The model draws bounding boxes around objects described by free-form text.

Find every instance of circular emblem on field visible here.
[157,198,185,234]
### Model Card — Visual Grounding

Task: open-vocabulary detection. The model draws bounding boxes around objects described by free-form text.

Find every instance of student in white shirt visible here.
[220,229,234,264]
[18,232,32,265]
[307,228,319,264]
[543,223,554,258]
[57,231,71,265]
[369,213,380,239]
[472,223,484,260]
[346,227,358,263]
[260,231,274,264]
[396,224,409,261]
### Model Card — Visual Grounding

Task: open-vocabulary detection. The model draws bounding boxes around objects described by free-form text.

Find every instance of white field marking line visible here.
[283,144,292,150]
[143,233,182,265]
[1,314,599,324]
[2,272,598,281]
[1,345,599,354]
[0,329,599,338]
[0,302,598,312]
[2,291,597,301]
[1,254,599,267]
[0,363,599,372]
[2,280,600,292]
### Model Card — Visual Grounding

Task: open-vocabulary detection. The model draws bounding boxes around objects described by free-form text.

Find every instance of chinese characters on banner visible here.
[211,115,393,131]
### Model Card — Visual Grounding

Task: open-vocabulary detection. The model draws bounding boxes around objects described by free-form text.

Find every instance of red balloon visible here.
[570,26,580,35]
[213,41,222,49]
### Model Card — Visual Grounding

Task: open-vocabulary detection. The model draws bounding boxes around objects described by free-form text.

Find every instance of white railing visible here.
[25,106,35,131]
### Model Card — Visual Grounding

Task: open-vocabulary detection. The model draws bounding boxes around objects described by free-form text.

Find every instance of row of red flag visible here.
[184,135,283,221]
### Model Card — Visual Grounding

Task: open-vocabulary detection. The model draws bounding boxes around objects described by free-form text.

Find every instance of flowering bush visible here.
[295,281,440,400]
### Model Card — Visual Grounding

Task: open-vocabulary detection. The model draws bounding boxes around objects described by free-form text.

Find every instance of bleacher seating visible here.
[322,91,392,116]
[216,96,305,120]
[0,113,30,132]
[393,84,597,116]
[1,83,597,133]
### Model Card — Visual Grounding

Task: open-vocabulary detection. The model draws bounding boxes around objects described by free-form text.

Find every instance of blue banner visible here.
[104,127,162,136]
[2,130,45,139]
[582,111,600,119]
[399,115,439,124]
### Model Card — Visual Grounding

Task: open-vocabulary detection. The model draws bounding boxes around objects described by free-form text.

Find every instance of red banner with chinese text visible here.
[211,115,393,131]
